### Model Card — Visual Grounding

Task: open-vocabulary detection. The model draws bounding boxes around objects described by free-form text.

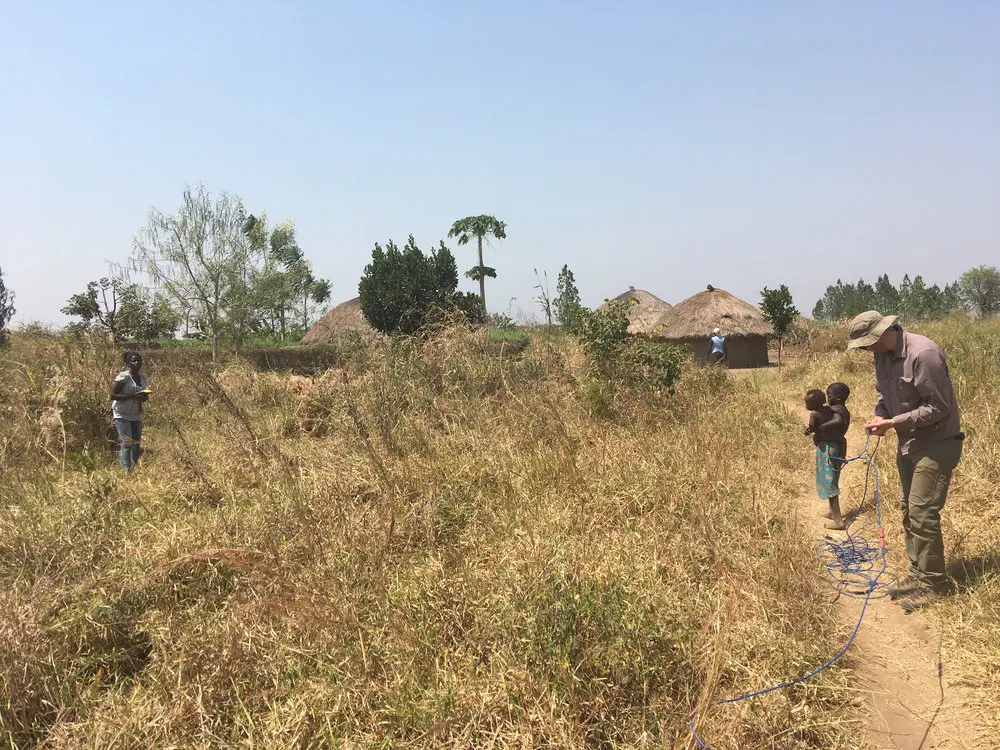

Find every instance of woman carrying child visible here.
[804,382,852,530]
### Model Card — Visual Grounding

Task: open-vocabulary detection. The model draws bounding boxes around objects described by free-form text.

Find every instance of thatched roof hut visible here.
[652,285,773,368]
[299,297,371,344]
[597,287,673,335]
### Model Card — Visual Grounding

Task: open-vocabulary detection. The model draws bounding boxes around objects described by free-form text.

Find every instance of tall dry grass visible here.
[0,326,888,748]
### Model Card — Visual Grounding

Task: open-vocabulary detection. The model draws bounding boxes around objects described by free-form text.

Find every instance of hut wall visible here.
[726,336,769,368]
[669,335,770,369]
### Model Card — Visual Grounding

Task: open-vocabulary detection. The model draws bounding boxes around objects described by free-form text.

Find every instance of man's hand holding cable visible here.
[864,416,895,436]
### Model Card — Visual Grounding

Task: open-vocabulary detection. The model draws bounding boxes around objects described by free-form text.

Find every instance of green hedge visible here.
[243,344,342,374]
[144,344,341,375]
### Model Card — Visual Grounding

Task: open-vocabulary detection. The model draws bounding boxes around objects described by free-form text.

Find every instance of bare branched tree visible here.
[130,185,265,359]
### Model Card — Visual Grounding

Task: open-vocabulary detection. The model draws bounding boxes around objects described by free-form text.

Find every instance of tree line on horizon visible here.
[4,192,999,355]
[0,186,512,356]
[811,267,1000,323]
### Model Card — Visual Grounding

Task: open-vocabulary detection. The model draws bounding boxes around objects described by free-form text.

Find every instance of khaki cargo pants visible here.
[896,437,963,593]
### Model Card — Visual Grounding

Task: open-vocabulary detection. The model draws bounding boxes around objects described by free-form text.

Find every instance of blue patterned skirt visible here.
[815,441,842,500]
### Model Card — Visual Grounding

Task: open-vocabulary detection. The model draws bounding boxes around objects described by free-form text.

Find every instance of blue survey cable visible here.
[688,435,887,748]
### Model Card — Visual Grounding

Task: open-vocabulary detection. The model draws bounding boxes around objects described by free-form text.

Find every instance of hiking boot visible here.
[898,588,940,614]
[887,575,921,600]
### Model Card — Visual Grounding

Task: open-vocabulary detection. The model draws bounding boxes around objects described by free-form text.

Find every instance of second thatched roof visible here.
[299,297,371,344]
[597,288,673,335]
[652,285,773,339]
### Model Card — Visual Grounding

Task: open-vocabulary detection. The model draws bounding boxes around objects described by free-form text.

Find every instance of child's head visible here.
[827,382,850,404]
[805,388,826,410]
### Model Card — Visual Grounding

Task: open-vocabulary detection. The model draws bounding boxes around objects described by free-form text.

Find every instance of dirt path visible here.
[784,398,988,749]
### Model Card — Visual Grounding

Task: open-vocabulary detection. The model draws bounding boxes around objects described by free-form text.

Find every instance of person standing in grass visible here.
[110,350,149,472]
[848,311,963,613]
[804,388,848,530]
[708,327,727,365]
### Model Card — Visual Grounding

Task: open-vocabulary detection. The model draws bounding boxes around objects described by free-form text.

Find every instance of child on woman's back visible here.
[804,384,851,530]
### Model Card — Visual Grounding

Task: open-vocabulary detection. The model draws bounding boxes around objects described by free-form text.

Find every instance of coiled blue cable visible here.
[689,435,888,748]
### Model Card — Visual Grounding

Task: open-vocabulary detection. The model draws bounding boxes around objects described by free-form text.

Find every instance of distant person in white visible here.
[110,350,149,472]
[709,327,727,365]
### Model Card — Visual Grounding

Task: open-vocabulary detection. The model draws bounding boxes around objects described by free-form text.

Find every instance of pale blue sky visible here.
[2,1,998,325]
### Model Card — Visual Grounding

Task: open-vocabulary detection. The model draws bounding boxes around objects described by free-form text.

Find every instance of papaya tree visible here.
[447,215,507,312]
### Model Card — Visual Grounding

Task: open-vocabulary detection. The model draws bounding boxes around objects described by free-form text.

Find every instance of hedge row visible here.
[144,344,342,375]
[138,338,526,375]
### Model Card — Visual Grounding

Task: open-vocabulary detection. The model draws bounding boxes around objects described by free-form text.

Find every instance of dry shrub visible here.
[0,589,60,745]
[0,336,121,473]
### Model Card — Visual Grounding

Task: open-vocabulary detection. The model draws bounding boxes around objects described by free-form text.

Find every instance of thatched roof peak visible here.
[597,288,672,335]
[299,297,371,344]
[652,287,772,339]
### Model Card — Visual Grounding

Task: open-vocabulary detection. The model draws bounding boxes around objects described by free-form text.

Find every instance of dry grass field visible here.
[0,319,996,749]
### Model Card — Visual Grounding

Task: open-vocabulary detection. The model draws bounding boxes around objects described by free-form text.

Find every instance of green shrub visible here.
[359,235,485,335]
[575,302,687,390]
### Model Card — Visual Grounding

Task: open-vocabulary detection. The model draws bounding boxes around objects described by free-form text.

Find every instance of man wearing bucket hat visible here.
[847,311,963,612]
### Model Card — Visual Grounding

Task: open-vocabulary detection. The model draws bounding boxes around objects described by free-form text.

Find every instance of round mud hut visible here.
[652,285,772,368]
[597,287,673,335]
[299,297,371,344]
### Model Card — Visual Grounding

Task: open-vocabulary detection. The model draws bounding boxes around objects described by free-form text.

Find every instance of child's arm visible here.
[816,410,844,433]
[804,411,818,435]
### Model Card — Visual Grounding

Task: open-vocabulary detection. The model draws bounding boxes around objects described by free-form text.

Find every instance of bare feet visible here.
[824,519,847,531]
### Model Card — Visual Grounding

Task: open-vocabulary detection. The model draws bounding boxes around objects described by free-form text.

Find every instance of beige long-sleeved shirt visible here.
[873,329,962,456]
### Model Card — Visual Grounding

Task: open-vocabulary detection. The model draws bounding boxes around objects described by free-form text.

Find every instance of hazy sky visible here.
[2,1,998,326]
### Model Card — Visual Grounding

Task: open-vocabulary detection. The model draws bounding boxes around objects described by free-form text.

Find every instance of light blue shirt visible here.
[710,335,725,354]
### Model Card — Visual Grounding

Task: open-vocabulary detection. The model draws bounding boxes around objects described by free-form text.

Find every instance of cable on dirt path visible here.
[689,435,888,748]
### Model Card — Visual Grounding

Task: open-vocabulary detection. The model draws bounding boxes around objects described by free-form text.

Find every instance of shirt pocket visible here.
[896,376,921,411]
[875,370,893,399]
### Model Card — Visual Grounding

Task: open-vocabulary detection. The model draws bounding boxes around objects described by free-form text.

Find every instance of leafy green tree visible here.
[131,186,268,359]
[897,274,946,322]
[898,274,913,320]
[918,282,948,321]
[814,279,852,323]
[811,299,826,322]
[553,265,585,332]
[814,277,895,322]
[873,274,900,315]
[447,215,507,311]
[904,275,929,321]
[62,278,180,341]
[853,278,876,313]
[942,282,962,313]
[759,284,799,364]
[267,220,331,334]
[0,267,14,347]
[61,278,127,340]
[359,235,483,335]
[138,294,183,339]
[959,265,1000,318]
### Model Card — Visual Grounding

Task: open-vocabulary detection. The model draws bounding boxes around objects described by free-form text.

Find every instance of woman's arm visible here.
[110,378,134,402]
